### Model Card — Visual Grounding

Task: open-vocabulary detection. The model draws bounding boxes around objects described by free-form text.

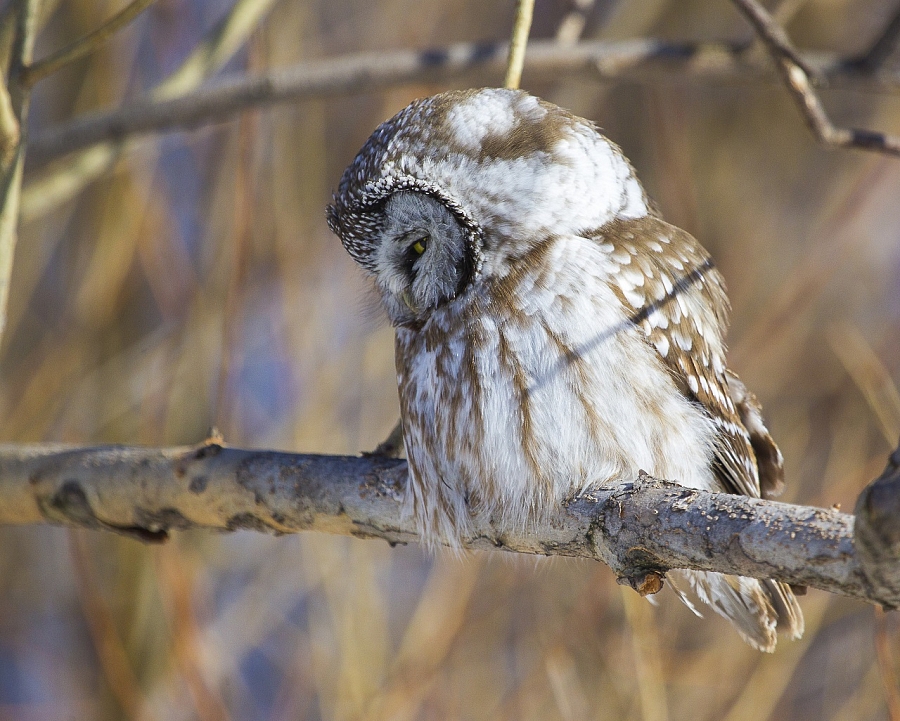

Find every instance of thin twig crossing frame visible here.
[731,0,900,157]
[504,0,535,89]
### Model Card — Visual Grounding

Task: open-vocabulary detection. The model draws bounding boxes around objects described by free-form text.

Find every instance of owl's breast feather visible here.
[394,235,720,546]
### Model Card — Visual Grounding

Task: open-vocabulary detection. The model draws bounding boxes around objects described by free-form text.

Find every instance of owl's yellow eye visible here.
[411,238,428,255]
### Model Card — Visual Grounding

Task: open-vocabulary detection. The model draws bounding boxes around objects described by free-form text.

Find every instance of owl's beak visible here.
[401,289,418,312]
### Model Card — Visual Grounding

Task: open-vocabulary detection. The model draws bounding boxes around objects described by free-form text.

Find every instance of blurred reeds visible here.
[0,0,899,719]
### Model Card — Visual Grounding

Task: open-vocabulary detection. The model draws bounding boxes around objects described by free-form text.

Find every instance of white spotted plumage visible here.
[328,88,802,651]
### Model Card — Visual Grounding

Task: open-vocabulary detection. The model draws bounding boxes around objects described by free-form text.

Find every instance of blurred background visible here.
[0,0,899,719]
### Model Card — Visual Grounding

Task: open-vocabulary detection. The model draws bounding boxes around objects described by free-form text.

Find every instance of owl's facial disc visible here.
[373,191,471,326]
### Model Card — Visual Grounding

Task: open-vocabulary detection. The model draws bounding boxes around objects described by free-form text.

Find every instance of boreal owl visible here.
[327,88,803,651]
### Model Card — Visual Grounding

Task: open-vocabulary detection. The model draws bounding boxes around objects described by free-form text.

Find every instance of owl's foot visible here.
[364,420,404,458]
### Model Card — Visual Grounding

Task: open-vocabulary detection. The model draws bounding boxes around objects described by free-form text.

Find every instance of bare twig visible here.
[0,442,898,608]
[0,0,38,347]
[0,78,18,163]
[20,0,279,221]
[26,39,900,169]
[20,0,157,88]
[504,0,535,89]
[731,0,819,79]
[731,0,900,157]
[743,0,807,62]
[27,41,512,165]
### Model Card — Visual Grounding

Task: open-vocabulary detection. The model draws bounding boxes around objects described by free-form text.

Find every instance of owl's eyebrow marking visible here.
[527,259,715,393]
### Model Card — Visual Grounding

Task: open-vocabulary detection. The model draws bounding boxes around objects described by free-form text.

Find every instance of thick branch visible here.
[0,442,896,607]
[26,39,900,166]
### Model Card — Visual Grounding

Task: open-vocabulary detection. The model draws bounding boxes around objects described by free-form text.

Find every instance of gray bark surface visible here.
[1,442,896,606]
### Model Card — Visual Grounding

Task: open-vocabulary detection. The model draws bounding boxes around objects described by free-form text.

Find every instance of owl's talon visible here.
[364,420,404,458]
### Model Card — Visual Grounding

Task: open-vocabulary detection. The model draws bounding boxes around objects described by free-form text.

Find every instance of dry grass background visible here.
[0,0,899,719]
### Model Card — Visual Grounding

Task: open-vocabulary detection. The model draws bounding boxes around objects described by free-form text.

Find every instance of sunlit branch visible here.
[0,441,897,608]
[26,38,900,168]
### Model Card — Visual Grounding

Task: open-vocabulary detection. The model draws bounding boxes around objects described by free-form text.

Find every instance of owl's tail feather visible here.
[764,578,805,639]
[668,570,803,652]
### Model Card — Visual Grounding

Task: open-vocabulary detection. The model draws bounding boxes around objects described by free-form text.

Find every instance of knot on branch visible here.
[40,478,170,544]
[617,570,665,596]
[615,542,669,597]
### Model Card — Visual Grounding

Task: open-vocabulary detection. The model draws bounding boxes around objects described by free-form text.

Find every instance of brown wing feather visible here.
[588,216,802,644]
[588,216,774,500]
[725,370,786,499]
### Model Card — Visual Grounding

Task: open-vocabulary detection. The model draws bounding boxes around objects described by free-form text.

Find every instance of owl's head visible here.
[327,88,649,326]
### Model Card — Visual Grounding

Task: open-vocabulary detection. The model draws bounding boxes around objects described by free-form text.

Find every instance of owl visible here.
[327,88,803,651]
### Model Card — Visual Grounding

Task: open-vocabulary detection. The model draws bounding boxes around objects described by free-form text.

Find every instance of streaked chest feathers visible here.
[395,233,718,543]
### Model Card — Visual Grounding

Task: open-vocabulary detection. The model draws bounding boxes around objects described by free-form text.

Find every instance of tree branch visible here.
[19,0,157,88]
[25,38,900,167]
[0,442,897,608]
[19,0,280,221]
[504,0,535,90]
[0,0,38,346]
[731,0,900,157]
